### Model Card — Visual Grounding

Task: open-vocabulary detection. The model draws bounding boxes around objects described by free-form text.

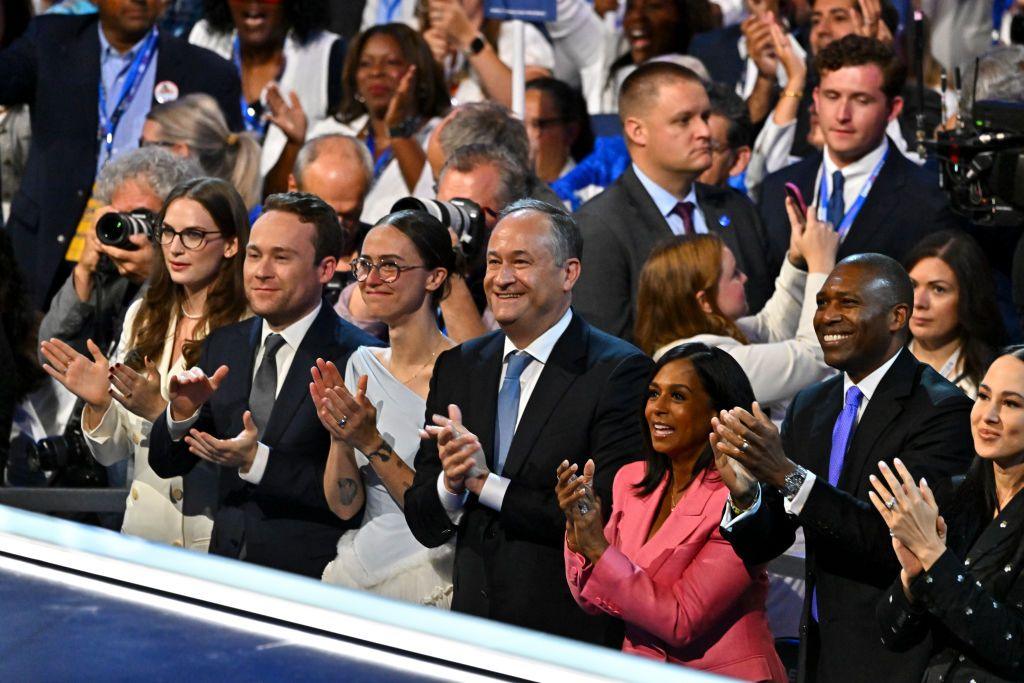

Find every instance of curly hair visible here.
[201,0,329,43]
[814,34,907,101]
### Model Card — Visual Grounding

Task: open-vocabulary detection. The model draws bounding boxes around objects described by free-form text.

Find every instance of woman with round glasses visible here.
[309,209,458,606]
[40,178,250,550]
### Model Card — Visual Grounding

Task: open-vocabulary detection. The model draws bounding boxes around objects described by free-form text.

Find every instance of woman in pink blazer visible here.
[557,343,786,682]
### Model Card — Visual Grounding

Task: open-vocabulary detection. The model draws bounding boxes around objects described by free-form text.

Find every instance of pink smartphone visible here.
[784,182,808,215]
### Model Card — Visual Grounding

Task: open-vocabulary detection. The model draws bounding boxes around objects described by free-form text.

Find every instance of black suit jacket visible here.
[149,303,383,578]
[758,142,963,274]
[721,350,974,683]
[0,14,242,308]
[688,24,744,90]
[403,313,654,644]
[573,166,773,342]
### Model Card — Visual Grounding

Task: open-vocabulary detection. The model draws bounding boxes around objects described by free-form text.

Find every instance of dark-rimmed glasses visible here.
[158,226,223,250]
[350,257,425,283]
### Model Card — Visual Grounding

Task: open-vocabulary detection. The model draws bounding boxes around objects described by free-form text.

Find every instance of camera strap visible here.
[97,28,160,168]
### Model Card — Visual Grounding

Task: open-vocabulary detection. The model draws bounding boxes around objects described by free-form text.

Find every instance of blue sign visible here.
[484,0,556,21]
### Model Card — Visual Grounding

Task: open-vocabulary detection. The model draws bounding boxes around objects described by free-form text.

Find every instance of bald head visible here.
[836,252,914,311]
[618,61,705,122]
[293,134,373,195]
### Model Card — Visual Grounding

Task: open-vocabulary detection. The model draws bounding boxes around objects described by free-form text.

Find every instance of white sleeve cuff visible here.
[436,472,468,523]
[784,470,817,515]
[477,472,510,511]
[166,404,201,441]
[721,484,762,530]
[239,442,270,485]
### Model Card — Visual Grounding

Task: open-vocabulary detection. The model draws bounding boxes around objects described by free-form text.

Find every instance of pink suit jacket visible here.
[565,462,786,682]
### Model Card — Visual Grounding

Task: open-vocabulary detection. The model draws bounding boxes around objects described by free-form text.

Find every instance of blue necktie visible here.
[826,170,845,229]
[494,351,534,475]
[811,385,864,621]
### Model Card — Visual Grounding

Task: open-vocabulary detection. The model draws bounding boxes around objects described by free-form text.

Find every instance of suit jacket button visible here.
[130,487,139,501]
[56,234,66,244]
[171,487,183,502]
[77,189,85,198]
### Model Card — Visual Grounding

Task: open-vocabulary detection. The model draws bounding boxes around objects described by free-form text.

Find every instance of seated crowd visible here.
[3,1,1024,681]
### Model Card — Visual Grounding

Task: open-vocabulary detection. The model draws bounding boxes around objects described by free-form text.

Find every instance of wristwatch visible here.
[780,465,809,499]
[464,33,486,57]
[388,117,420,140]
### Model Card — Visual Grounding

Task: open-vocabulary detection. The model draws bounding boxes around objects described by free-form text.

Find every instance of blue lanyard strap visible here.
[232,35,286,140]
[817,147,888,239]
[365,127,394,180]
[97,28,159,164]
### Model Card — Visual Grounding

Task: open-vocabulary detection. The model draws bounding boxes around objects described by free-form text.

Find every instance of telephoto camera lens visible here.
[96,210,156,250]
[391,197,488,262]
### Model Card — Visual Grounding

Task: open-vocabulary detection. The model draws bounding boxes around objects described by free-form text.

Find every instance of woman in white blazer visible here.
[635,198,838,425]
[40,178,250,550]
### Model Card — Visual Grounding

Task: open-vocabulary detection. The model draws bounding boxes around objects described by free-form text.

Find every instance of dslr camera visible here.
[391,197,488,266]
[96,209,157,250]
[929,100,1024,227]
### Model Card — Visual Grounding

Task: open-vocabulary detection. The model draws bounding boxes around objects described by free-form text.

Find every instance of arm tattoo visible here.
[366,442,394,463]
[338,478,358,505]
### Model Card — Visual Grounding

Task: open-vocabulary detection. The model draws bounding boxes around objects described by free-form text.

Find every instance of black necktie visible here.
[826,170,845,230]
[249,333,285,437]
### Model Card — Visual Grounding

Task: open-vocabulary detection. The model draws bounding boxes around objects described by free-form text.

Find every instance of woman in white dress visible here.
[40,178,251,550]
[310,209,459,606]
[904,230,1005,399]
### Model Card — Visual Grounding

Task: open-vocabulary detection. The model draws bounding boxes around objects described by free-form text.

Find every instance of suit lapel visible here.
[68,20,102,150]
[805,377,843,477]
[838,142,907,258]
[471,334,505,472]
[621,166,674,241]
[501,315,588,478]
[635,470,721,575]
[839,351,917,491]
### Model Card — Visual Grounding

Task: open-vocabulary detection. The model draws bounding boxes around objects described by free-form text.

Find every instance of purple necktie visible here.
[812,385,864,621]
[671,201,696,235]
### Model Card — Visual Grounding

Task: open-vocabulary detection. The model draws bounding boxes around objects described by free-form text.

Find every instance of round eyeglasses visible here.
[157,226,222,250]
[350,257,425,283]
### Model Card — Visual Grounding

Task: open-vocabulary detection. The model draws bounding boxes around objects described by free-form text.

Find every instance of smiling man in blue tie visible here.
[404,199,653,646]
[711,253,973,683]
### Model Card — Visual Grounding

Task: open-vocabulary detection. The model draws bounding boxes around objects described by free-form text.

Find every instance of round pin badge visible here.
[718,214,731,228]
[154,80,180,104]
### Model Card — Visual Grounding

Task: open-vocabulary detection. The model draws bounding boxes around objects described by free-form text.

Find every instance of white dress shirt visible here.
[814,137,889,232]
[436,308,575,519]
[166,302,323,485]
[722,348,904,527]
[632,163,709,236]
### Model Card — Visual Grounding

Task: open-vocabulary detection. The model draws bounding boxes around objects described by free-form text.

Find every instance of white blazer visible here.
[83,299,217,551]
[655,259,835,424]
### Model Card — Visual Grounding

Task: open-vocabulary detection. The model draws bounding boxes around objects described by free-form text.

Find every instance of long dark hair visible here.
[130,178,250,368]
[336,23,450,125]
[903,230,1004,389]
[525,77,595,162]
[633,342,756,497]
[201,0,329,43]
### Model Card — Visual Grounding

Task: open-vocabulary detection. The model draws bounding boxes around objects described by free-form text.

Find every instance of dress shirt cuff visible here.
[722,483,763,530]
[166,404,201,441]
[436,472,468,523]
[239,442,269,485]
[82,401,116,441]
[785,470,817,515]
[476,472,510,511]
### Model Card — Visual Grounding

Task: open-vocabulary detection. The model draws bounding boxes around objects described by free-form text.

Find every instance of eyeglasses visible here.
[158,225,223,250]
[139,138,177,150]
[350,257,425,283]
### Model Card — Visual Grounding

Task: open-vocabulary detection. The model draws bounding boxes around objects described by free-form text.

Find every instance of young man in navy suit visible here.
[149,193,382,578]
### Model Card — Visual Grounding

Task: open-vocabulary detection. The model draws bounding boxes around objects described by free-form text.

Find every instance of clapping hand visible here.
[265,82,307,145]
[869,459,948,575]
[742,11,778,82]
[420,404,489,495]
[108,357,166,422]
[713,402,796,490]
[710,427,759,509]
[184,410,258,471]
[555,459,607,563]
[768,16,805,87]
[40,338,111,410]
[383,65,418,131]
[309,358,381,453]
[428,0,477,52]
[853,0,893,44]
[168,365,229,421]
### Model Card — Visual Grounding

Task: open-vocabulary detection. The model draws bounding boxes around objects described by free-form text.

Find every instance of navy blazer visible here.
[757,142,963,275]
[0,14,242,308]
[404,312,654,645]
[574,165,773,342]
[688,24,745,90]
[149,303,383,578]
[722,350,974,683]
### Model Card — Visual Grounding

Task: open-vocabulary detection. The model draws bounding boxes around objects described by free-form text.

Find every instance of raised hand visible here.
[421,403,488,495]
[428,0,476,52]
[40,338,111,410]
[710,426,759,509]
[868,459,947,570]
[791,201,839,274]
[184,410,258,471]
[555,460,583,552]
[713,402,795,489]
[264,82,307,145]
[422,26,452,66]
[558,459,607,564]
[383,65,418,130]
[768,16,806,86]
[742,12,778,81]
[108,357,166,422]
[854,0,893,44]
[168,365,229,421]
[310,358,381,454]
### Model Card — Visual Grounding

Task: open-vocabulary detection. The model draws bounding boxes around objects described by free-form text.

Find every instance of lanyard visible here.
[232,35,286,139]
[97,28,159,165]
[365,127,393,180]
[817,147,888,239]
[377,0,403,24]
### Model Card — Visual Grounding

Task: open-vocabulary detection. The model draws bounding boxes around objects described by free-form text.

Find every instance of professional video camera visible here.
[390,196,488,265]
[928,100,1024,227]
[96,209,157,249]
[6,428,107,488]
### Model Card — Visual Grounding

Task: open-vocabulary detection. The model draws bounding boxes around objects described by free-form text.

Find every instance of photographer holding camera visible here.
[38,148,203,360]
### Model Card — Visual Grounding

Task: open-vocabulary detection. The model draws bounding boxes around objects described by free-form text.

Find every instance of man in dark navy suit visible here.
[757,35,960,274]
[149,193,382,578]
[0,0,242,308]
[574,61,773,342]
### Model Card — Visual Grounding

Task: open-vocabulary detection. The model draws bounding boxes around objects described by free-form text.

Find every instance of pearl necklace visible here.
[179,302,202,320]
